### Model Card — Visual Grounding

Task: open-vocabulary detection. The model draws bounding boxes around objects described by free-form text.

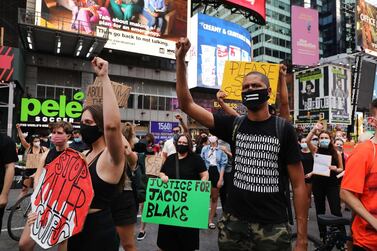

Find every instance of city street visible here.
[0,189,351,251]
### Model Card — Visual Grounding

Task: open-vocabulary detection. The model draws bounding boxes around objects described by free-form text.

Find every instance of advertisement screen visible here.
[224,0,266,24]
[188,13,251,89]
[356,0,377,56]
[150,121,178,143]
[291,6,319,66]
[36,0,187,59]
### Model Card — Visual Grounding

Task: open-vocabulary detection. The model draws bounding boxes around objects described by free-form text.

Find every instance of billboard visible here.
[294,65,351,125]
[356,0,377,56]
[36,0,187,59]
[19,91,84,128]
[291,6,319,66]
[150,121,178,143]
[188,13,251,89]
[224,0,266,25]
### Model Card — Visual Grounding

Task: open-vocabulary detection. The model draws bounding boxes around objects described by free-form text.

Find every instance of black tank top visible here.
[87,151,120,209]
[44,148,64,166]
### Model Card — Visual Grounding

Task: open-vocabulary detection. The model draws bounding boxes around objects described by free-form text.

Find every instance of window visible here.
[127,94,134,109]
[158,97,165,110]
[143,95,151,109]
[46,87,54,99]
[36,84,79,100]
[150,96,158,110]
[137,95,143,109]
[37,85,45,98]
[165,97,172,111]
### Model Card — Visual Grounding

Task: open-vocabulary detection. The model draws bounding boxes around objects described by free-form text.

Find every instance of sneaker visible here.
[137,231,146,241]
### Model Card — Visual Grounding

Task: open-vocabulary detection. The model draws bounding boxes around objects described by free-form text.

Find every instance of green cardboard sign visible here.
[142,178,211,229]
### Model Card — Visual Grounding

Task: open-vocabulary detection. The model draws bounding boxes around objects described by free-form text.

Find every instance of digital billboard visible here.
[188,13,251,89]
[36,0,187,59]
[294,65,351,125]
[291,6,319,66]
[356,0,377,56]
[224,0,266,25]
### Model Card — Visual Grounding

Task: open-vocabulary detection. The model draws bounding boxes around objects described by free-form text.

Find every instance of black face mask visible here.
[80,123,103,145]
[242,88,270,112]
[176,144,189,154]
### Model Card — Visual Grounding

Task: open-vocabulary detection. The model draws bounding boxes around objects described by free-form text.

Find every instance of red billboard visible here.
[224,0,266,24]
[0,46,14,81]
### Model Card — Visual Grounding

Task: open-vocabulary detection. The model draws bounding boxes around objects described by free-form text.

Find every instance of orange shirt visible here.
[341,141,377,250]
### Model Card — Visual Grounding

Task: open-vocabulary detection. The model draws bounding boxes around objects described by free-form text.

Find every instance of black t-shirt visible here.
[301,151,314,175]
[44,148,65,166]
[161,153,207,181]
[0,133,18,189]
[312,148,339,186]
[210,114,301,224]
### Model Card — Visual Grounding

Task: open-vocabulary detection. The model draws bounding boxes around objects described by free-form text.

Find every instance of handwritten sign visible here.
[313,153,332,177]
[142,178,211,229]
[221,61,280,103]
[30,149,93,249]
[86,77,132,107]
[145,155,163,177]
[25,153,43,169]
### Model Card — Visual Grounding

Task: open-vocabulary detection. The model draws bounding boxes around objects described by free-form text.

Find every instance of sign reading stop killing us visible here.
[30,149,93,249]
[142,178,211,229]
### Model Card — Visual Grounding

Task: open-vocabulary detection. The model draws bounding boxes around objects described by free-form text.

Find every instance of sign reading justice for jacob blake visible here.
[142,179,211,229]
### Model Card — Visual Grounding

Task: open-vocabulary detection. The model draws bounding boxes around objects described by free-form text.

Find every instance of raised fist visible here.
[91,57,109,77]
[175,37,191,60]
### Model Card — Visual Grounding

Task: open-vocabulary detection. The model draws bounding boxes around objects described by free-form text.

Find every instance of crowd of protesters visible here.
[0,37,375,251]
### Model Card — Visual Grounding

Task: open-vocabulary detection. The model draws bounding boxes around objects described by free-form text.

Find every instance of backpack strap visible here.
[232,115,246,144]
[275,116,294,225]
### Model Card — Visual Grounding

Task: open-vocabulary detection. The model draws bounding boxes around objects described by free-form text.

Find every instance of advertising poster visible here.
[36,0,187,59]
[291,6,319,66]
[142,178,211,229]
[294,65,351,125]
[356,0,377,56]
[19,91,84,128]
[188,13,251,89]
[0,46,15,82]
[30,149,93,249]
[294,65,329,124]
[329,65,351,125]
[221,61,280,104]
[150,121,178,143]
[224,0,266,25]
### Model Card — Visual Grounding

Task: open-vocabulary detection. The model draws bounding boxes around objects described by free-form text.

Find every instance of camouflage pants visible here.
[218,213,291,251]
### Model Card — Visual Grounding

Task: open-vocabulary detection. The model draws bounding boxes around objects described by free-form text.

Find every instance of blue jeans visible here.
[142,9,166,33]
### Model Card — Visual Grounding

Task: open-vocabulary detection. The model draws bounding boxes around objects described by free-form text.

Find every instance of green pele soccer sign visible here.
[20,92,85,125]
[142,178,211,229]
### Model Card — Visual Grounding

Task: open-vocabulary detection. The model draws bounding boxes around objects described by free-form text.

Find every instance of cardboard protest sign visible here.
[25,153,43,169]
[221,61,280,104]
[142,178,211,229]
[86,77,132,107]
[145,155,163,177]
[30,149,93,249]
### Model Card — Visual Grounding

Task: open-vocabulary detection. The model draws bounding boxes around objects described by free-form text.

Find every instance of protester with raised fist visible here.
[175,37,308,251]
[67,57,125,250]
[306,122,345,240]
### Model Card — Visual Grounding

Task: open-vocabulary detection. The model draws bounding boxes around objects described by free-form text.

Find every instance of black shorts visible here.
[208,166,219,188]
[111,190,137,226]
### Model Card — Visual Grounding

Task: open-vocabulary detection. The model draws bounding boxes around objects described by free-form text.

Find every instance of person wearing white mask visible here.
[201,136,227,229]
[12,124,48,204]
[298,136,313,210]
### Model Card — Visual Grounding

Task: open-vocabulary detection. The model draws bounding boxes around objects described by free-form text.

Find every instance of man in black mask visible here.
[175,37,308,251]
